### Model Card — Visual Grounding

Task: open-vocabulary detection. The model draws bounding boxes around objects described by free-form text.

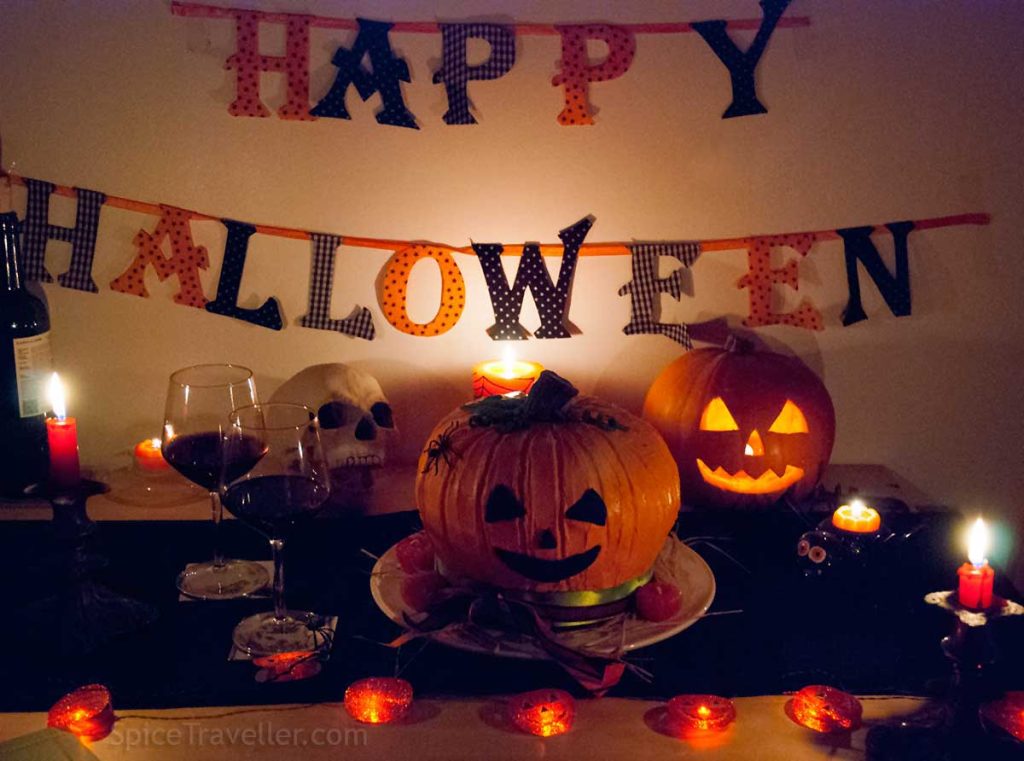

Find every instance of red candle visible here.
[46,373,81,490]
[957,517,995,610]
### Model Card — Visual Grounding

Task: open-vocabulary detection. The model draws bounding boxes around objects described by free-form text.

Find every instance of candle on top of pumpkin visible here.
[958,517,995,609]
[472,346,544,398]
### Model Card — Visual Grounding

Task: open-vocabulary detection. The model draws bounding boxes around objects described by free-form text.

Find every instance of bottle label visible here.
[13,331,52,417]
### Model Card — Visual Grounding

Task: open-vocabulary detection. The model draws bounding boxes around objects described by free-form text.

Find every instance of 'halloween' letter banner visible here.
[2,173,989,347]
[171,1,811,127]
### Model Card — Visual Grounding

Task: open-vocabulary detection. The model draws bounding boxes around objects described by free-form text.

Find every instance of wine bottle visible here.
[0,211,52,496]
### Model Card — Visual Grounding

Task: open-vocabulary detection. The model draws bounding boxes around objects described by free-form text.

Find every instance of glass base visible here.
[232,610,329,656]
[176,559,269,600]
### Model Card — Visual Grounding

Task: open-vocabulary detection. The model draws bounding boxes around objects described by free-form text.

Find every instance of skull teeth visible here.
[344,455,382,467]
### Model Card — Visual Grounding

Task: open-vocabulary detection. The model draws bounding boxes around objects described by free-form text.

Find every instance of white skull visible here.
[270,364,395,472]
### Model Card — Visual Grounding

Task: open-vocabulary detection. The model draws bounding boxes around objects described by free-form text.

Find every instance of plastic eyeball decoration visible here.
[796,528,847,576]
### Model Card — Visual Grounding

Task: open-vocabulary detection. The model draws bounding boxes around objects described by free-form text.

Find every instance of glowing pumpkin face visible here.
[416,379,680,593]
[643,344,835,508]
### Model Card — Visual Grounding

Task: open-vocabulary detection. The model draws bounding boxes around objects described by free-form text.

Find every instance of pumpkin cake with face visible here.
[642,341,836,509]
[415,372,681,599]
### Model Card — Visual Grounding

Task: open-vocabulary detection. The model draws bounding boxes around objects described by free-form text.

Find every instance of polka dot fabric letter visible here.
[552,25,635,126]
[110,206,209,308]
[737,233,823,331]
[379,245,465,336]
[225,11,314,120]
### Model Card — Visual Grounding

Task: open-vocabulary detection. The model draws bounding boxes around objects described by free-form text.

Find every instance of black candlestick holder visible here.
[21,479,159,655]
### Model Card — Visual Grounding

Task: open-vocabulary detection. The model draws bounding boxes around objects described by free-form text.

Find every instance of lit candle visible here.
[831,499,881,533]
[472,346,544,399]
[45,372,81,490]
[133,438,169,472]
[47,684,115,741]
[957,517,995,609]
[343,677,413,724]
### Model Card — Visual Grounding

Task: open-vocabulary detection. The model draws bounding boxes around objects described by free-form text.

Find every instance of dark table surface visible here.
[0,505,1020,712]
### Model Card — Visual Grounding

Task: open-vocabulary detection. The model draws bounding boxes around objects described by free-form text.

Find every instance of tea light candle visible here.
[45,373,81,490]
[344,677,413,724]
[957,517,995,609]
[788,685,862,733]
[831,499,881,533]
[509,689,575,737]
[472,347,544,398]
[133,438,169,472]
[667,694,736,733]
[47,684,115,741]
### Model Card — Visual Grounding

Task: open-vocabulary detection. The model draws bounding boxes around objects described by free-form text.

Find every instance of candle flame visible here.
[150,438,162,448]
[849,498,867,518]
[496,345,519,379]
[47,372,66,420]
[744,443,754,456]
[967,517,990,567]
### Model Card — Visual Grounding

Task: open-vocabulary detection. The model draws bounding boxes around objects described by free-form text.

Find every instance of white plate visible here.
[370,535,716,660]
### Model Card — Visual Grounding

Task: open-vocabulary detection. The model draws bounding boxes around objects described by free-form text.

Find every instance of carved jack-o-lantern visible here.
[416,372,680,595]
[642,341,835,509]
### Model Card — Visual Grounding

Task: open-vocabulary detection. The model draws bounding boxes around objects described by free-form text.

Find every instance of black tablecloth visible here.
[0,507,1020,711]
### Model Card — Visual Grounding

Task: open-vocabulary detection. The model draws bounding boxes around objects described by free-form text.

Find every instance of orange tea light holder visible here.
[509,689,575,737]
[831,499,881,534]
[472,348,544,399]
[344,677,413,724]
[667,694,736,734]
[133,438,170,472]
[787,685,862,734]
[47,684,116,741]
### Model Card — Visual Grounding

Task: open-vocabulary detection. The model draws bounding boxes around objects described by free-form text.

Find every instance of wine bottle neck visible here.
[0,212,23,292]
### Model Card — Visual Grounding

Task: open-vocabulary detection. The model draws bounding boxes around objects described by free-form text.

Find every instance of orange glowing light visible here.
[134,437,170,472]
[47,684,115,741]
[667,694,736,733]
[980,693,1024,741]
[509,689,575,737]
[787,685,862,733]
[831,499,881,533]
[343,678,413,724]
[472,347,544,399]
[253,651,322,682]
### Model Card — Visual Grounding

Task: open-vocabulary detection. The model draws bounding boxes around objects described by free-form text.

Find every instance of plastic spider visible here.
[421,421,459,475]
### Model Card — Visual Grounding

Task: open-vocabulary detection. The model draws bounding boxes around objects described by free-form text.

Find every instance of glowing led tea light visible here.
[787,685,862,733]
[47,684,115,741]
[957,517,995,609]
[509,689,575,737]
[831,499,881,534]
[133,437,169,472]
[343,677,413,724]
[472,346,544,398]
[667,694,736,733]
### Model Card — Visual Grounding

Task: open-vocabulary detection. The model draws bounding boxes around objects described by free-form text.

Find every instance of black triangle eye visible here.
[565,489,607,526]
[485,485,525,523]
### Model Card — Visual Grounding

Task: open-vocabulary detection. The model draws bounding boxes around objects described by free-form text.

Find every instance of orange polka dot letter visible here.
[379,245,465,336]
[737,233,823,331]
[552,24,635,126]
[225,10,314,120]
[110,205,209,308]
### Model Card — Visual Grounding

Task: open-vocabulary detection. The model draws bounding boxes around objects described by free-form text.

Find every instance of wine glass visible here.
[223,402,331,656]
[162,364,270,599]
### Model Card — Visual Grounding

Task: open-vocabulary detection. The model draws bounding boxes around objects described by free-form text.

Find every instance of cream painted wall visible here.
[1,2,1021,575]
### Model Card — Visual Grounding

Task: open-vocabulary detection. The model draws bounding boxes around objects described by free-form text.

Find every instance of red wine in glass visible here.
[223,402,332,656]
[162,364,270,600]
[223,475,328,538]
[164,432,268,491]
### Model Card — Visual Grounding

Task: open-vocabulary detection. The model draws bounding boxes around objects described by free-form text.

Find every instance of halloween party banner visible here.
[170,0,810,127]
[3,174,990,347]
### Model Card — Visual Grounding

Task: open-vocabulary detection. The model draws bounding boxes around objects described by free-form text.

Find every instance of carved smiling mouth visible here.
[696,459,805,495]
[494,545,602,583]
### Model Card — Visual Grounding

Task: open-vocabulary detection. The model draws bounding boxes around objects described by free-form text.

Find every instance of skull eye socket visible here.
[797,539,810,557]
[700,397,739,431]
[565,489,607,526]
[371,402,394,429]
[768,399,809,434]
[809,546,827,564]
[485,485,526,523]
[317,402,349,429]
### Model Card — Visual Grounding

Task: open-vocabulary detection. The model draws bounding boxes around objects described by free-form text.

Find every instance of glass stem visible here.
[210,490,225,568]
[270,538,286,620]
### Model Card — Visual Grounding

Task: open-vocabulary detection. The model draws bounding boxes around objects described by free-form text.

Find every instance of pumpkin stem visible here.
[522,371,578,420]
[724,333,756,354]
